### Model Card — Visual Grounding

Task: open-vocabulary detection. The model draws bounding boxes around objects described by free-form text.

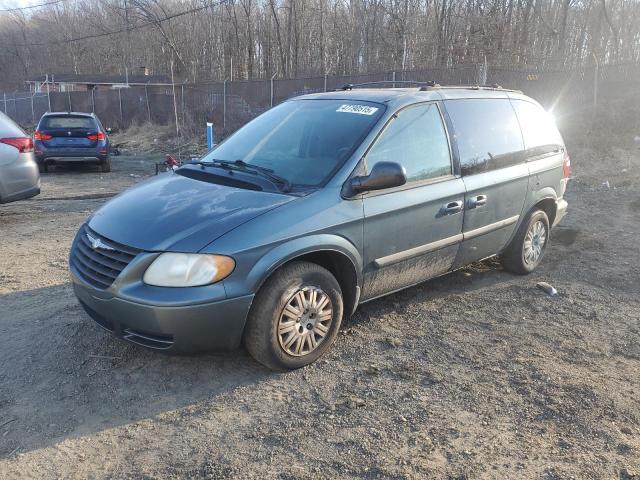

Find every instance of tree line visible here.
[1,0,639,90]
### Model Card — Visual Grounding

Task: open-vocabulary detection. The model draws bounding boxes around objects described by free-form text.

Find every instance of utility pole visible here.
[124,0,131,86]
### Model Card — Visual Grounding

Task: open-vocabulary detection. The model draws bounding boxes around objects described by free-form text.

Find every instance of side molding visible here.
[463,215,520,240]
[374,234,463,268]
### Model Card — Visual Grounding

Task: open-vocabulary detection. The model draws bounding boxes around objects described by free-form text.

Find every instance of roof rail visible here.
[340,80,439,91]
[339,80,521,93]
[418,83,522,93]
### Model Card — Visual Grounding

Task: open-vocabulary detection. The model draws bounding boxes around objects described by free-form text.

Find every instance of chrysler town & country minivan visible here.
[69,85,569,370]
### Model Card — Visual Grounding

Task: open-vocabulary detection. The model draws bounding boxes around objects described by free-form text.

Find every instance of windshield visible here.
[201,99,384,187]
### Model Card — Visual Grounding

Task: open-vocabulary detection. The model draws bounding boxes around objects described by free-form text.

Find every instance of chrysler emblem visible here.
[86,233,114,251]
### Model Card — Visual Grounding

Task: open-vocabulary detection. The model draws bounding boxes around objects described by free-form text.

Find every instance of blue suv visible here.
[69,85,569,370]
[34,112,111,173]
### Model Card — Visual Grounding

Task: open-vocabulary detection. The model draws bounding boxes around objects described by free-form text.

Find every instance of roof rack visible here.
[422,83,522,93]
[339,80,521,93]
[340,80,439,90]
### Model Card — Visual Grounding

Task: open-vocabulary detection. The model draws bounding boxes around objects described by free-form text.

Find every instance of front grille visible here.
[71,225,141,289]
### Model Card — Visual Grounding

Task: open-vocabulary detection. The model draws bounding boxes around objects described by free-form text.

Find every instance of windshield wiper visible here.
[216,160,292,193]
[185,159,291,193]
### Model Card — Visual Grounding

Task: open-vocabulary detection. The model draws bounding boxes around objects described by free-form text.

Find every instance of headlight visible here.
[143,253,235,287]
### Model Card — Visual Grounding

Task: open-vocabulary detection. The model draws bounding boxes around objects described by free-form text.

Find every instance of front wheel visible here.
[243,261,343,371]
[502,209,550,275]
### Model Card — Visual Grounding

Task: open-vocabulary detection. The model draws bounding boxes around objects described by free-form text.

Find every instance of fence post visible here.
[181,83,185,127]
[270,72,277,107]
[30,92,35,124]
[118,88,123,127]
[324,73,328,92]
[145,84,151,123]
[392,71,396,88]
[223,80,227,132]
[67,90,72,111]
[592,54,599,125]
[46,74,51,112]
[2,92,6,114]
[91,88,95,113]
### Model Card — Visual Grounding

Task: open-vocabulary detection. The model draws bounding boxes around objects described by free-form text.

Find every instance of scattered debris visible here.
[0,417,16,428]
[366,364,381,375]
[386,337,402,347]
[620,425,633,435]
[347,397,366,408]
[620,467,639,480]
[536,282,558,296]
[88,354,121,360]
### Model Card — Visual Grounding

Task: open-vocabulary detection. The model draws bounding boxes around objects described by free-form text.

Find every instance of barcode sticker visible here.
[336,104,379,115]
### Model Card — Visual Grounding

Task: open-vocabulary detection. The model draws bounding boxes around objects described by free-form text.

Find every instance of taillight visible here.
[33,131,52,141]
[87,132,106,141]
[562,152,571,178]
[0,137,34,153]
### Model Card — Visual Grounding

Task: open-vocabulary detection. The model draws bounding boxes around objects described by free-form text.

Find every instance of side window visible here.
[366,103,452,183]
[511,100,564,155]
[445,99,524,175]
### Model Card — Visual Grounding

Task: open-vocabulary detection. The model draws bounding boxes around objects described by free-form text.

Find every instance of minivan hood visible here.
[88,173,294,252]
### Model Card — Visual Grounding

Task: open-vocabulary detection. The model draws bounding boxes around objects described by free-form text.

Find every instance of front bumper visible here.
[72,276,254,353]
[0,185,40,204]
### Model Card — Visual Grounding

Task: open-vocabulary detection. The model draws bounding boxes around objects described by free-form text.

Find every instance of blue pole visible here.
[206,122,214,150]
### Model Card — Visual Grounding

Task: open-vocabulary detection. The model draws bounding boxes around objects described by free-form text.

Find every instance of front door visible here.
[360,102,465,300]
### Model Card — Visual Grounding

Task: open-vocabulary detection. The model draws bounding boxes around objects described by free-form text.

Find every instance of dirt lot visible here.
[0,136,639,479]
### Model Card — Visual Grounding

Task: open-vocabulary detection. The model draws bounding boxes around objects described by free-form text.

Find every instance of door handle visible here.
[442,200,463,215]
[468,195,487,208]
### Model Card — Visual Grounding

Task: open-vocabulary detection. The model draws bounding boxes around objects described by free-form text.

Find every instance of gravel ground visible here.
[0,143,638,479]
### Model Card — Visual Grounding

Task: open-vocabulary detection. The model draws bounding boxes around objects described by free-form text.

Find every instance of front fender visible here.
[245,234,363,294]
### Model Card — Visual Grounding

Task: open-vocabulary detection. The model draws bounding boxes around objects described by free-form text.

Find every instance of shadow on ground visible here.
[0,259,513,458]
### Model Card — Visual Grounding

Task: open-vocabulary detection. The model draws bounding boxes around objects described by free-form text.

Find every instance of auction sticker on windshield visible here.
[336,104,379,115]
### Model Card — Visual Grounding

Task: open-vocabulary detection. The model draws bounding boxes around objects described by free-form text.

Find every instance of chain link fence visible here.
[3,63,639,137]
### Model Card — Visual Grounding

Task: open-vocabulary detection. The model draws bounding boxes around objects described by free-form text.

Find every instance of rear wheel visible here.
[502,209,550,274]
[100,158,111,173]
[38,162,48,173]
[243,261,343,371]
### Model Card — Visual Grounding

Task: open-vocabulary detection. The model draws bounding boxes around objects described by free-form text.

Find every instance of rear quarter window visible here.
[511,99,564,156]
[445,98,524,175]
[42,116,96,129]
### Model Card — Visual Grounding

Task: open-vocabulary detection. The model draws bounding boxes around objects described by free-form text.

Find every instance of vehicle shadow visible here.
[0,283,271,458]
[0,259,515,459]
[351,257,514,324]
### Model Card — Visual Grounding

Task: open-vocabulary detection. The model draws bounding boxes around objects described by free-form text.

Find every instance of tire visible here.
[502,208,550,275]
[38,162,48,173]
[243,261,344,371]
[100,158,111,173]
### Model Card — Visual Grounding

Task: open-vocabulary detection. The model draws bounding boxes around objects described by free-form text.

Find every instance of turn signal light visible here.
[0,137,34,153]
[562,153,571,178]
[33,131,52,140]
[87,132,106,141]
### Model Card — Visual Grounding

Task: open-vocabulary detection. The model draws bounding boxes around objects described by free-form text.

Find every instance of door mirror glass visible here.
[350,161,407,193]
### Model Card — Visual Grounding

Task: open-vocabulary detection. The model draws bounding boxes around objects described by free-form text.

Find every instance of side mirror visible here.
[350,161,407,194]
